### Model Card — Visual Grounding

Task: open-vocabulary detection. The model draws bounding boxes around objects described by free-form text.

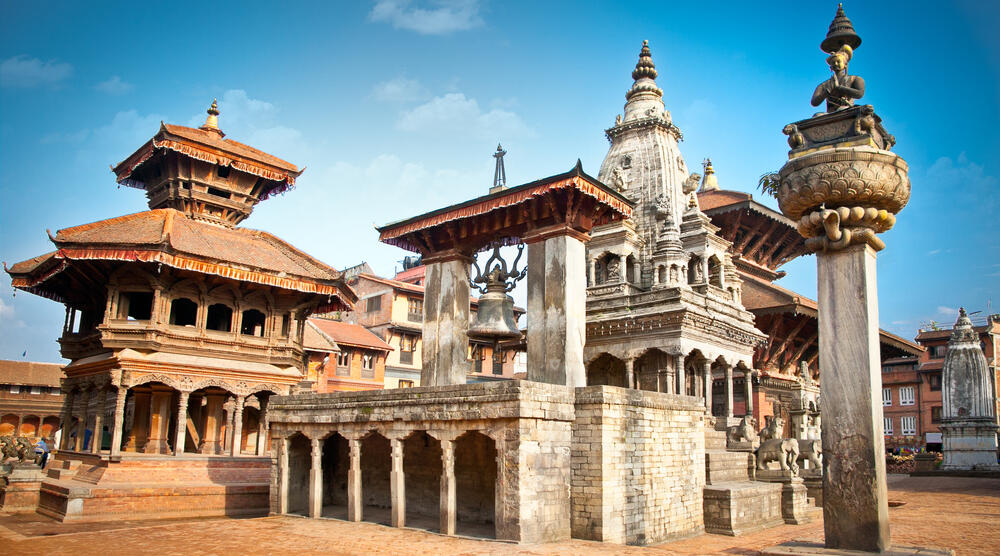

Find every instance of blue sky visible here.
[1,0,997,363]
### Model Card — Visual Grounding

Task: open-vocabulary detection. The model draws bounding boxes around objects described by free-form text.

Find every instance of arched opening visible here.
[684,350,707,399]
[734,363,751,416]
[240,309,267,337]
[321,432,350,519]
[625,255,637,284]
[206,304,233,332]
[184,387,231,455]
[0,414,18,436]
[657,265,667,285]
[710,359,728,417]
[709,255,723,288]
[122,382,177,454]
[455,431,497,538]
[241,405,260,455]
[670,264,679,283]
[117,290,153,321]
[41,416,60,440]
[360,432,392,524]
[586,353,626,387]
[688,255,704,284]
[635,349,669,391]
[599,253,622,285]
[286,433,311,516]
[403,431,442,531]
[169,297,198,326]
[19,415,40,438]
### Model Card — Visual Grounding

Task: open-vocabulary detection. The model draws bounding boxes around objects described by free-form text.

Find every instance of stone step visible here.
[46,467,77,480]
[706,450,753,484]
[704,429,728,450]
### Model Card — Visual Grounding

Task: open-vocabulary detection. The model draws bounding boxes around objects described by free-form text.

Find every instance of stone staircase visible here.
[702,426,784,536]
[45,458,82,481]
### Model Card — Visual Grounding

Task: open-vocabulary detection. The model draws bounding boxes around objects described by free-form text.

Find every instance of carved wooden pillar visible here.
[174,391,189,455]
[199,392,225,455]
[91,388,107,454]
[126,388,151,452]
[110,387,128,457]
[75,386,90,452]
[58,389,75,450]
[440,439,456,536]
[144,385,173,454]
[231,396,245,456]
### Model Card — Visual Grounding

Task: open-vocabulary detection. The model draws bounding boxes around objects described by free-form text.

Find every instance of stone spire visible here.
[626,40,663,102]
[700,159,720,191]
[200,99,224,137]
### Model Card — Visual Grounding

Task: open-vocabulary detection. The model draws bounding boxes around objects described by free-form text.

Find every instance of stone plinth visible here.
[761,542,954,556]
[703,481,784,536]
[816,244,890,550]
[0,463,46,513]
[756,471,814,524]
[940,421,1000,471]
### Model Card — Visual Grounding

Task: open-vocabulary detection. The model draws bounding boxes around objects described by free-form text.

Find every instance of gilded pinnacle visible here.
[201,98,224,136]
[631,40,658,81]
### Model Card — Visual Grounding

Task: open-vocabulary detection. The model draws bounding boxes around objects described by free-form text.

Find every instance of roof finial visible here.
[821,3,862,53]
[626,40,663,102]
[700,158,720,191]
[200,99,224,136]
[491,143,507,194]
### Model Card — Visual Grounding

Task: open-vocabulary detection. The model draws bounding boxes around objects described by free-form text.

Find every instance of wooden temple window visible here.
[493,351,503,375]
[118,291,153,321]
[169,298,198,327]
[216,166,231,179]
[361,353,375,378]
[336,350,351,376]
[240,309,267,337]
[399,334,415,365]
[207,187,231,199]
[365,295,382,313]
[206,303,233,332]
[280,314,291,338]
[407,297,423,321]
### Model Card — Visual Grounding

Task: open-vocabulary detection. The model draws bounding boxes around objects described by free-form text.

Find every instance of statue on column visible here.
[811,5,865,113]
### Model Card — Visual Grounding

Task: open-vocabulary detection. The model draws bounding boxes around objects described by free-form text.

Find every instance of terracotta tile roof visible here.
[160,124,298,172]
[303,321,341,353]
[6,209,356,306]
[0,360,64,387]
[308,318,392,352]
[394,265,426,284]
[356,273,525,314]
[919,360,944,371]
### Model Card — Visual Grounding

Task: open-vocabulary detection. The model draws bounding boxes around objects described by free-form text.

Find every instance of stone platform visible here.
[0,463,47,513]
[36,451,271,522]
[761,541,954,555]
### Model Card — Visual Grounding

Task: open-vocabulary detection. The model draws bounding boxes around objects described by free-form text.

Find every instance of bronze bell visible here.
[469,279,521,340]
[469,244,525,341]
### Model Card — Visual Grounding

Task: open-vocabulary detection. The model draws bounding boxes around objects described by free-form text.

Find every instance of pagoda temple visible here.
[4,101,356,522]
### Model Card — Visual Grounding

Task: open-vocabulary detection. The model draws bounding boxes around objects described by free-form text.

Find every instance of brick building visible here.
[303,318,392,392]
[0,360,64,442]
[880,356,922,450]
[913,313,1000,451]
[339,268,524,389]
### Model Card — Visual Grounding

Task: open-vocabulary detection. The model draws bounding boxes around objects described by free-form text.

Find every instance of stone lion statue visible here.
[796,439,823,470]
[726,415,759,446]
[755,417,800,475]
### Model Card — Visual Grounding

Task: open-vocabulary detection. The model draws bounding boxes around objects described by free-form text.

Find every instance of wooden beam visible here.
[768,316,809,367]
[762,226,796,268]
[785,331,818,370]
[746,219,781,260]
[735,217,767,252]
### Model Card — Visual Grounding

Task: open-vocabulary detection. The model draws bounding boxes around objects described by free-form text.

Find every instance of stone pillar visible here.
[200,393,225,455]
[618,254,627,284]
[91,388,106,454]
[656,370,664,393]
[724,363,734,420]
[421,253,472,386]
[525,230,588,387]
[174,391,189,455]
[347,438,362,522]
[256,397,269,456]
[587,257,596,287]
[390,437,405,527]
[817,244,889,550]
[278,436,290,515]
[440,439,457,536]
[109,387,127,457]
[126,389,150,452]
[633,261,642,285]
[675,354,686,396]
[144,386,173,454]
[702,360,712,414]
[58,389,75,450]
[75,387,90,452]
[624,357,635,389]
[309,437,322,518]
[744,370,755,417]
[230,396,245,456]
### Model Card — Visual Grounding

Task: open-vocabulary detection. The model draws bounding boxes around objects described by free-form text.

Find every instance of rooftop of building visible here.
[0,360,64,387]
[307,318,393,352]
[354,272,525,314]
[915,315,1000,341]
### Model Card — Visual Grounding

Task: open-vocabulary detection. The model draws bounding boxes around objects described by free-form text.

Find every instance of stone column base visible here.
[761,541,954,555]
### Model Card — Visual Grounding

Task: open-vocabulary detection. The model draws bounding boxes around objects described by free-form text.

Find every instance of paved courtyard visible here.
[1,476,996,555]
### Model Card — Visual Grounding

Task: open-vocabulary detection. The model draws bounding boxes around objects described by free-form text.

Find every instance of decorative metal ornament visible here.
[469,244,525,341]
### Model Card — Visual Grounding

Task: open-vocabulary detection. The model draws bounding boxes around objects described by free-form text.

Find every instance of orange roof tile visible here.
[308,318,392,352]
[0,360,64,387]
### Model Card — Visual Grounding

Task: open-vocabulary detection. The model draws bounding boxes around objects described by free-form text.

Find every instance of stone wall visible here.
[571,386,705,545]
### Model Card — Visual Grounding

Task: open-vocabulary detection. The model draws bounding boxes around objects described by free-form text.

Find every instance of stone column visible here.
[390,437,405,528]
[126,389,150,452]
[347,438,362,522]
[633,260,642,285]
[145,386,173,454]
[675,354,686,396]
[624,357,635,389]
[256,397,269,456]
[75,387,90,452]
[230,396,245,456]
[656,370,664,393]
[91,388,106,454]
[309,437,322,518]
[587,257,596,287]
[200,393,225,455]
[618,254,627,284]
[174,391,189,455]
[421,253,472,386]
[702,360,712,414]
[440,439,457,536]
[58,389,75,450]
[724,363,734,420]
[110,387,127,457]
[817,244,890,549]
[525,230,588,387]
[744,370,755,417]
[278,436,290,515]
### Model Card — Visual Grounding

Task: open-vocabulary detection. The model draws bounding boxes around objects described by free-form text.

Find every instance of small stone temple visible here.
[940,308,999,470]
[3,102,356,521]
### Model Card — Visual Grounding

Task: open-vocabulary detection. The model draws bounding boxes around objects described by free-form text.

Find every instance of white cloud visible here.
[0,55,73,88]
[397,93,531,139]
[94,75,134,95]
[937,306,958,316]
[372,77,427,103]
[40,129,90,144]
[0,298,25,329]
[94,110,165,146]
[925,153,999,215]
[369,0,484,35]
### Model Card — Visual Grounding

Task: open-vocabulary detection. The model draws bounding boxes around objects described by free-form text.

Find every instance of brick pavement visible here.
[0,475,996,555]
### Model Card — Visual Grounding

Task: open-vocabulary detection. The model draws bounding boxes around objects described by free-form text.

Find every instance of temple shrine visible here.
[4,102,356,521]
